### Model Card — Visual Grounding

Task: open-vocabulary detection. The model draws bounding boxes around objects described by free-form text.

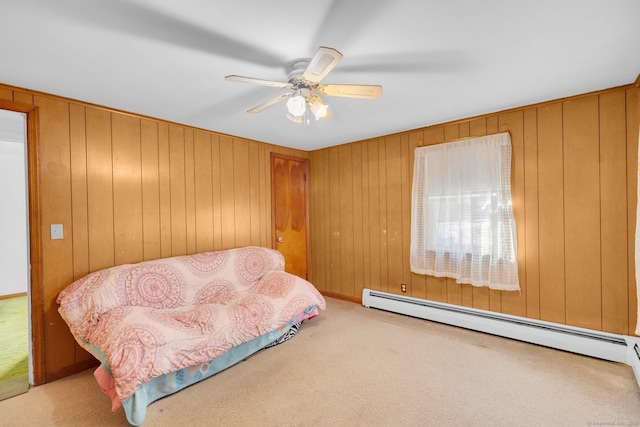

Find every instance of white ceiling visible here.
[2,0,639,150]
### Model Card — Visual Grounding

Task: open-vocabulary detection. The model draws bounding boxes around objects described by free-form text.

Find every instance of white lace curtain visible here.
[410,132,519,291]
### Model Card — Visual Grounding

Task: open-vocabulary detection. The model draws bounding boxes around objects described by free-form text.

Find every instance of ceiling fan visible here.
[225,46,383,123]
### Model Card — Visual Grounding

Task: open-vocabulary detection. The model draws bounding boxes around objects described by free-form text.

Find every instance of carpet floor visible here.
[0,295,28,382]
[0,297,639,426]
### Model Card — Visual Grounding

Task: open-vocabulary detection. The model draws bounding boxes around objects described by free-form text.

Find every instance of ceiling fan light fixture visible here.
[286,113,303,124]
[286,94,307,117]
[309,98,329,120]
[226,46,382,124]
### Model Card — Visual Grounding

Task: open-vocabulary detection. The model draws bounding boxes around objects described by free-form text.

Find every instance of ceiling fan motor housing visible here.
[287,58,311,86]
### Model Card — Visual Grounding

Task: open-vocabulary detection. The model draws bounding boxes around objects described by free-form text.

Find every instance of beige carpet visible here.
[1,297,639,426]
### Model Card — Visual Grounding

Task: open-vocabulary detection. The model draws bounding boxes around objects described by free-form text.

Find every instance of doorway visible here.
[271,153,309,279]
[0,109,30,400]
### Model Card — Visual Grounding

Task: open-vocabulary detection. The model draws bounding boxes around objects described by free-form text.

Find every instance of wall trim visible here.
[320,290,362,305]
[0,99,44,386]
[0,292,28,300]
[44,358,99,384]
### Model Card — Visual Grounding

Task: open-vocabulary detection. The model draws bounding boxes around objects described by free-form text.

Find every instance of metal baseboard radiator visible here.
[362,288,640,387]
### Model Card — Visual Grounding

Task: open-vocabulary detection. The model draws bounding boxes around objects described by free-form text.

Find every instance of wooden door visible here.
[271,153,309,279]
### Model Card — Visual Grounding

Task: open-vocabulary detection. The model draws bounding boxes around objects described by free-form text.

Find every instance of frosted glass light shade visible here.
[286,113,303,123]
[310,99,328,120]
[286,95,306,117]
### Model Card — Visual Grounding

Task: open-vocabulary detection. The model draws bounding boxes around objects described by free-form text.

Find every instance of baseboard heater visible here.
[362,288,640,388]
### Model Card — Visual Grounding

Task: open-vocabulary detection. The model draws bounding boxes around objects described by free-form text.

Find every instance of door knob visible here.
[277,236,284,243]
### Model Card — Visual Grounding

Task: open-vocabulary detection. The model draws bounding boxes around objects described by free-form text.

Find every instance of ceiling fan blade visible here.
[35,0,284,68]
[338,51,469,74]
[309,0,391,52]
[225,75,293,89]
[302,47,343,85]
[317,84,383,99]
[247,92,292,114]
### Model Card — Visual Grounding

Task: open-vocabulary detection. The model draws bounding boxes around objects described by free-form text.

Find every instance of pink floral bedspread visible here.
[57,246,326,403]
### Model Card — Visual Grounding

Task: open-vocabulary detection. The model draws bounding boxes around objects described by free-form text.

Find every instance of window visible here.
[410,132,519,291]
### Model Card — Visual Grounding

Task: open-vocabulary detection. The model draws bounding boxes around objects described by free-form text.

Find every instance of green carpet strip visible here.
[0,296,28,383]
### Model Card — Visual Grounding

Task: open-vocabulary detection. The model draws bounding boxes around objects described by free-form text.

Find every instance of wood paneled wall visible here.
[0,83,308,381]
[309,85,640,336]
[1,79,638,382]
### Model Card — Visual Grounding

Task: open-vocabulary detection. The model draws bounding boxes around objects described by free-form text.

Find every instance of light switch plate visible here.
[50,224,63,240]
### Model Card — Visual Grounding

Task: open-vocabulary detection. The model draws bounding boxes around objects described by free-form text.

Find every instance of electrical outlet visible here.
[401,283,407,293]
